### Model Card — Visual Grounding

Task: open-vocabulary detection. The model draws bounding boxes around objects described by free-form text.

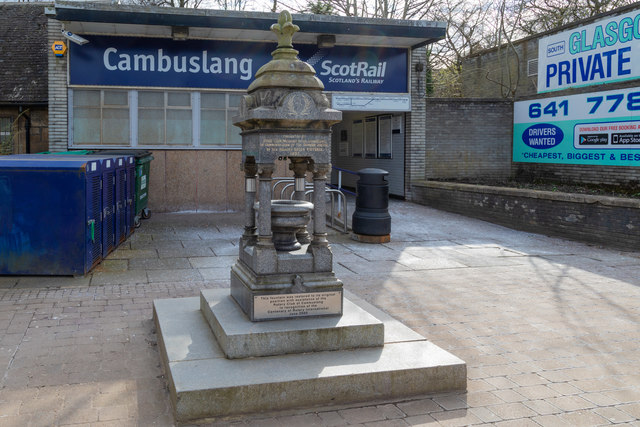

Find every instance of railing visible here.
[303,188,348,233]
[331,166,358,197]
[270,166,359,234]
[272,178,295,200]
[329,167,357,215]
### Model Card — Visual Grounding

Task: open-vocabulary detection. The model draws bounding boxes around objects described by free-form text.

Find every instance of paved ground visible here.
[1,200,639,426]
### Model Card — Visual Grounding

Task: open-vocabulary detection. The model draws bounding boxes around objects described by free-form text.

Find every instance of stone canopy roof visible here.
[0,3,48,105]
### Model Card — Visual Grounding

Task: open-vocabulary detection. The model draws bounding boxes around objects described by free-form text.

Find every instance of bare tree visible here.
[518,0,636,35]
[134,0,206,7]
[480,0,527,98]
[133,0,250,9]
[457,0,634,98]
[425,0,494,96]
[276,0,439,19]
[212,0,249,10]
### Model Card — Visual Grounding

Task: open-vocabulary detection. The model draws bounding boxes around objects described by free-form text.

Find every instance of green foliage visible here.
[429,68,462,98]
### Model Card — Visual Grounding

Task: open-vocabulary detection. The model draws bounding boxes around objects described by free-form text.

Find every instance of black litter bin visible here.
[94,150,154,227]
[352,168,391,238]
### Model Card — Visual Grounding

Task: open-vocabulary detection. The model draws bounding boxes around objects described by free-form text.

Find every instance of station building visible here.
[43,2,446,212]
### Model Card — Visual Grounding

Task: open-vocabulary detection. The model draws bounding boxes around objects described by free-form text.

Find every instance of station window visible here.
[70,89,242,149]
[73,89,130,145]
[200,93,242,146]
[139,91,192,146]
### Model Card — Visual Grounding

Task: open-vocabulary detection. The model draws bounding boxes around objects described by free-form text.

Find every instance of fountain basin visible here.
[270,200,314,251]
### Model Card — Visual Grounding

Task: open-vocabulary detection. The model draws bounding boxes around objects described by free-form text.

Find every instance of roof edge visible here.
[52,1,447,43]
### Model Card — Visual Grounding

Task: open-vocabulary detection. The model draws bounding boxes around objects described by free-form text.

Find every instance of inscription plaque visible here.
[254,291,342,320]
[262,135,328,158]
[242,133,331,163]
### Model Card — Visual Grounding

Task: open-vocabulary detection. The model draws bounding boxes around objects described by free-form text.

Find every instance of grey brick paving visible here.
[0,203,639,426]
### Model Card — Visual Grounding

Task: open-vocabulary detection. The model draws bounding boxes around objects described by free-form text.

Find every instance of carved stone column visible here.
[310,163,330,245]
[242,159,258,246]
[289,157,308,201]
[257,163,275,247]
[289,157,310,244]
[306,163,332,272]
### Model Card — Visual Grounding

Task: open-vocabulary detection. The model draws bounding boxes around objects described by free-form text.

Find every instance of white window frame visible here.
[68,88,244,150]
[70,88,130,147]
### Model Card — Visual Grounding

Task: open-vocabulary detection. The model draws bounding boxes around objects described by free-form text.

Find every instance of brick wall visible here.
[512,162,640,187]
[47,18,68,153]
[404,47,428,200]
[420,97,640,187]
[423,99,513,181]
[412,181,640,250]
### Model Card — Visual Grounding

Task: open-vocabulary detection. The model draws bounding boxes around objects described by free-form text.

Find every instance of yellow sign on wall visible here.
[51,41,67,57]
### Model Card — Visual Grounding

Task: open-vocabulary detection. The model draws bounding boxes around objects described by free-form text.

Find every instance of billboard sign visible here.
[69,35,408,93]
[537,8,640,93]
[514,87,640,165]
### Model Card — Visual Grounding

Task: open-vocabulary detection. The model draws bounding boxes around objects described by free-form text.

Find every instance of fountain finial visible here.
[247,10,325,92]
[270,11,299,50]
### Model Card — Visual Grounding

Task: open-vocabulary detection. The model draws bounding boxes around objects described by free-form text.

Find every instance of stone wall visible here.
[411,180,640,250]
[424,99,513,181]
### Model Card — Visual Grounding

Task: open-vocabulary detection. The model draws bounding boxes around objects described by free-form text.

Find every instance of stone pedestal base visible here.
[230,260,343,321]
[153,289,467,423]
[201,289,383,358]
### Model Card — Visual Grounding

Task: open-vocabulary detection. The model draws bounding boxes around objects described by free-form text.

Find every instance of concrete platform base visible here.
[153,289,466,423]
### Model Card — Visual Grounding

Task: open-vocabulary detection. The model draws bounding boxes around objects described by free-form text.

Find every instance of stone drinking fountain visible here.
[153,12,465,423]
[230,11,344,321]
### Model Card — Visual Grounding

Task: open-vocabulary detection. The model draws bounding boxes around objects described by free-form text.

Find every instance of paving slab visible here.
[90,270,149,285]
[128,257,192,270]
[1,199,640,426]
[146,268,203,283]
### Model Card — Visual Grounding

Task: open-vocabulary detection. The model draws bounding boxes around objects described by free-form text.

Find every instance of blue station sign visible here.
[69,35,408,93]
